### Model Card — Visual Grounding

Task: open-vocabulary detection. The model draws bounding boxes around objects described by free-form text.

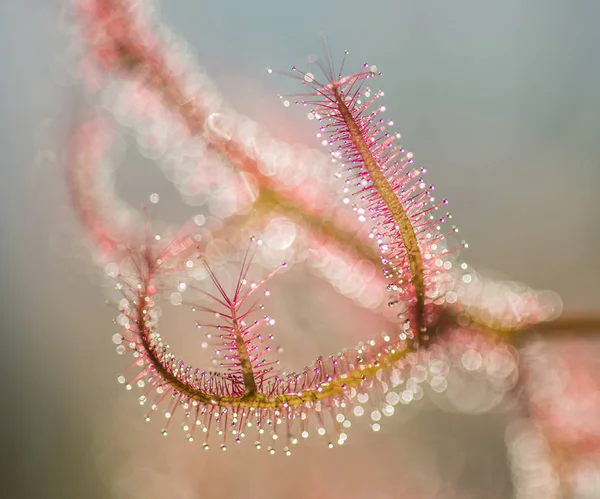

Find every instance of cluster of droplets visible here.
[507,340,600,497]
[435,330,520,413]
[307,241,387,310]
[452,269,563,331]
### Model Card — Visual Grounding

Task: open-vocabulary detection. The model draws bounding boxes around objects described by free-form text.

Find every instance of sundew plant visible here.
[66,1,600,497]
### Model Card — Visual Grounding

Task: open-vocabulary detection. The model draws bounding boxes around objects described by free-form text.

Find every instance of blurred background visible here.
[1,1,600,498]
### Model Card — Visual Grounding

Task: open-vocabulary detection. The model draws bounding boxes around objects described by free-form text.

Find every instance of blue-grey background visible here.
[1,1,599,498]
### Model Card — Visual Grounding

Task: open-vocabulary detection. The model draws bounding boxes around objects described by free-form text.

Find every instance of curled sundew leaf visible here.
[111,237,424,453]
[284,53,465,337]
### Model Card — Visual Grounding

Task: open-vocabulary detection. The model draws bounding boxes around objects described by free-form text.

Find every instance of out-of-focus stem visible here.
[255,185,380,266]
